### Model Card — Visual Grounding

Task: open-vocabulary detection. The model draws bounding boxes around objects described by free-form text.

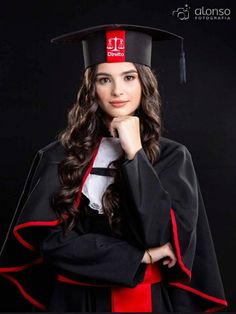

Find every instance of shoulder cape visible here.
[0,137,227,311]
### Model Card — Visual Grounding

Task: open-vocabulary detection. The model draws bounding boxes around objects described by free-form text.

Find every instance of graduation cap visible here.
[51,24,186,83]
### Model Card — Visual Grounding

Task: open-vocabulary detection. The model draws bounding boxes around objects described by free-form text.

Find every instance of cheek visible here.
[96,87,107,103]
[130,84,142,101]
[96,88,104,100]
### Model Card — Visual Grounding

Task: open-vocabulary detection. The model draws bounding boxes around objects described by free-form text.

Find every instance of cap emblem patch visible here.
[106,30,125,62]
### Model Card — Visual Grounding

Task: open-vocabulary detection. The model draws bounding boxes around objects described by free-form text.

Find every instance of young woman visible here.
[0,24,227,312]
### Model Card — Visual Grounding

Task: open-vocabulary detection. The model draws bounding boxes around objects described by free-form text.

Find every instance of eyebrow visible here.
[95,70,138,77]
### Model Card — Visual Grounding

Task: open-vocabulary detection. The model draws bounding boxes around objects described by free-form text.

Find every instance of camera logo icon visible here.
[172,4,190,20]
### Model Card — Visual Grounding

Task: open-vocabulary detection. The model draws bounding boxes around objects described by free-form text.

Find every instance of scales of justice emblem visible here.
[107,37,124,52]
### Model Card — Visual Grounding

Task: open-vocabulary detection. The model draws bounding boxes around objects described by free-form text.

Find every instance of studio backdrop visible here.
[0,0,235,311]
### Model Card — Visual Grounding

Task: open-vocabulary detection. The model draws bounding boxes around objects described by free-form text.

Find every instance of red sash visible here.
[57,263,162,312]
[111,263,162,312]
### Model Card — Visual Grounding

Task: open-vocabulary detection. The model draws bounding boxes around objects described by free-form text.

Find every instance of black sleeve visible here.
[40,226,146,287]
[0,150,44,256]
[2,144,145,288]
[120,148,172,249]
[120,146,199,281]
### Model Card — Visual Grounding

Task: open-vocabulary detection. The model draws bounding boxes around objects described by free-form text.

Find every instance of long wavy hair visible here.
[52,63,162,232]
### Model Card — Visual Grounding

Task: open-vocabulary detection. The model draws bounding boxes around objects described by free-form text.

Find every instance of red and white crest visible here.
[106,30,126,62]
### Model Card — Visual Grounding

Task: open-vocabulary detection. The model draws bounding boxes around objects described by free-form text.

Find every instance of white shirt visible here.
[82,137,123,214]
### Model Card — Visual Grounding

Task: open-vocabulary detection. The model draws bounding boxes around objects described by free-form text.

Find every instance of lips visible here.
[109,101,129,108]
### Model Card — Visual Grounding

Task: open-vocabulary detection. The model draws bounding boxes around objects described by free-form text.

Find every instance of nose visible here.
[111,80,124,96]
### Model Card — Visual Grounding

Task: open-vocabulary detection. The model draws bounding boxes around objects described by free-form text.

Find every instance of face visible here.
[95,62,142,122]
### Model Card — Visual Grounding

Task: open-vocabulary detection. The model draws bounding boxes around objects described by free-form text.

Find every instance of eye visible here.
[124,75,135,81]
[96,77,111,84]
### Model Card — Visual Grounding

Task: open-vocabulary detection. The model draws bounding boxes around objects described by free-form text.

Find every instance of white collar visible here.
[82,137,123,213]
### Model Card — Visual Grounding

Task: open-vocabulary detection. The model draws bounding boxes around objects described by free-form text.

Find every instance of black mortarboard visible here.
[51,24,186,83]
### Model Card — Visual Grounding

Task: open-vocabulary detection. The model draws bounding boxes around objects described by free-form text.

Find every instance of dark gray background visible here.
[0,0,235,311]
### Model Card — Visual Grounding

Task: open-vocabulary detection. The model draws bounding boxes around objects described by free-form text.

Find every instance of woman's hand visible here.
[109,116,142,160]
[141,242,177,268]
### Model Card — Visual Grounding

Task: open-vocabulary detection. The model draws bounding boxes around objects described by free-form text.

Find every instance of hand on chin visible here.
[108,116,142,160]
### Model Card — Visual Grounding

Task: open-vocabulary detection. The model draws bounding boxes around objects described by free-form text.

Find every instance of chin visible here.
[109,108,135,117]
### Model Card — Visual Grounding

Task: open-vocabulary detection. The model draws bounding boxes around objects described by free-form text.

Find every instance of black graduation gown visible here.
[0,136,228,312]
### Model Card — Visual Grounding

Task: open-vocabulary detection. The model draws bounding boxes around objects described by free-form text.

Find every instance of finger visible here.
[161,250,177,268]
[168,258,177,268]
[109,121,119,138]
[109,126,118,138]
[162,258,170,265]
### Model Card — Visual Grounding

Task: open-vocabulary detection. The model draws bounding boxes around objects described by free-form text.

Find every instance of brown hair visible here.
[52,63,162,232]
